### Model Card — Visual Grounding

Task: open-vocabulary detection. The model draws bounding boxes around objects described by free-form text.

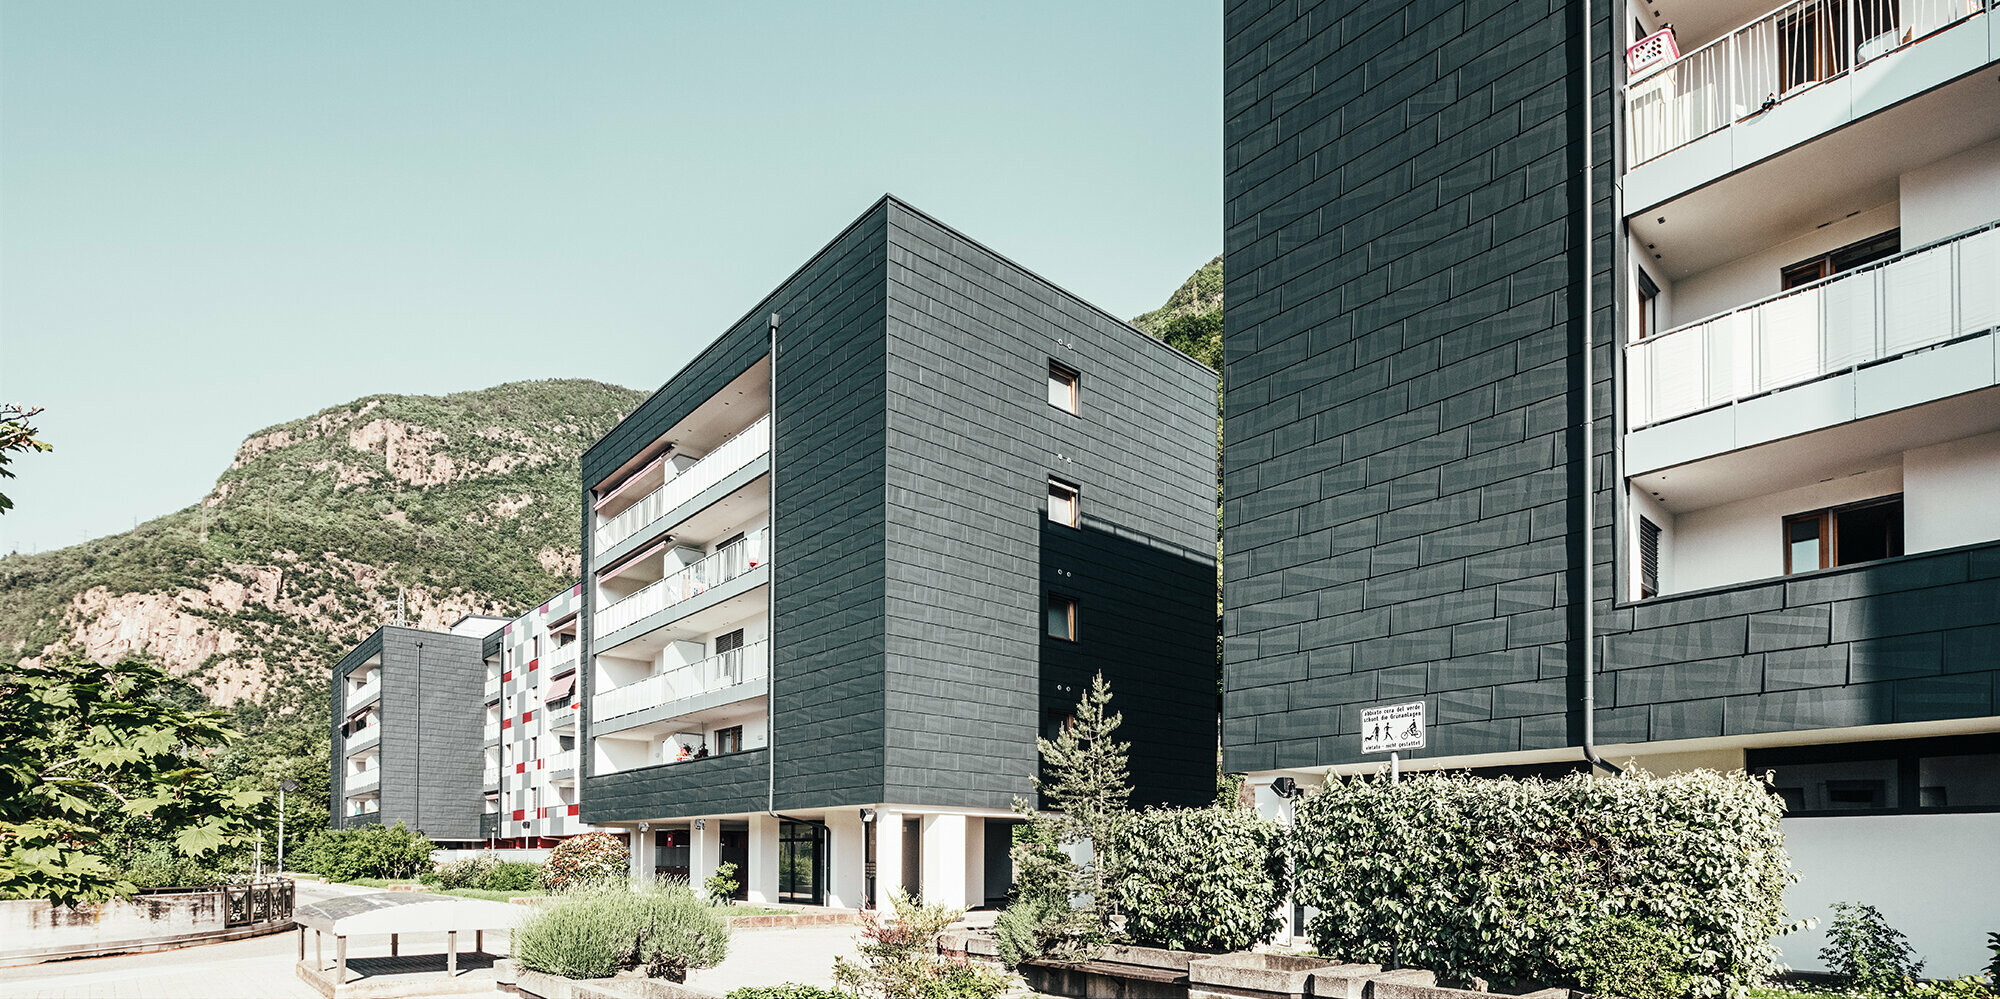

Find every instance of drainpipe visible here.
[767,313,780,812]
[1579,0,1622,778]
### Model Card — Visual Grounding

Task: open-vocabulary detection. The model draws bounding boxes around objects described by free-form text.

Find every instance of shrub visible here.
[427,855,499,889]
[1821,902,1924,993]
[293,822,434,882]
[540,832,628,893]
[1566,916,1700,999]
[994,898,1068,969]
[1000,810,1104,964]
[1987,931,2000,986]
[122,843,230,890]
[726,987,845,999]
[705,861,740,905]
[1110,805,1287,952]
[835,891,1008,999]
[512,881,729,981]
[481,861,542,892]
[1291,769,1795,997]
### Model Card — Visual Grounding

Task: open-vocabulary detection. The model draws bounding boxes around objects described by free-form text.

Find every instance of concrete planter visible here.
[1021,945,1205,999]
[1305,967,1437,999]
[1188,953,1342,998]
[514,966,724,999]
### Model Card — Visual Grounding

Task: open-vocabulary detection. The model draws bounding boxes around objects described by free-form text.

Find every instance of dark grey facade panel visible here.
[582,750,772,822]
[1221,0,1998,772]
[330,626,484,841]
[881,202,1218,810]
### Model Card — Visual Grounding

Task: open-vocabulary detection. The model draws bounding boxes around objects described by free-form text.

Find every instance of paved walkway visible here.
[0,879,860,999]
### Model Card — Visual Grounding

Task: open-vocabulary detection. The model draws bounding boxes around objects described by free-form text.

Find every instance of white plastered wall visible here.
[1671,465,1903,592]
[1905,430,2000,552]
[1670,202,1901,326]
[1898,138,2000,246]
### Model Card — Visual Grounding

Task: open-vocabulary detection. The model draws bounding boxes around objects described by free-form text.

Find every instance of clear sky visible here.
[0,2,1221,555]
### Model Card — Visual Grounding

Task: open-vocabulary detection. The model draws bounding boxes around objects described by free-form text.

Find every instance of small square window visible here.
[715,725,744,755]
[1048,361,1079,413]
[1048,479,1079,527]
[1046,595,1076,641]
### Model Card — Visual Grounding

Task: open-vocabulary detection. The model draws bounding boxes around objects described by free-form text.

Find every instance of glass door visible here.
[778,821,824,905]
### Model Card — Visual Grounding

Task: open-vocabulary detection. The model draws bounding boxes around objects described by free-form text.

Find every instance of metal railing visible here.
[484,673,501,695]
[1628,221,2000,427]
[593,414,771,553]
[347,674,381,708]
[546,750,576,775]
[483,766,500,787]
[343,724,380,756]
[595,528,770,638]
[223,880,295,928]
[346,767,380,795]
[543,642,580,674]
[1627,0,1988,164]
[592,640,770,724]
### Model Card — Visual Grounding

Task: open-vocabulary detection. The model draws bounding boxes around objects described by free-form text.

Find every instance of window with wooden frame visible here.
[1046,594,1076,641]
[1048,478,1080,527]
[1783,495,1904,574]
[1781,229,1900,289]
[1047,360,1079,413]
[715,725,743,755]
[1638,517,1662,599]
[1635,268,1661,340]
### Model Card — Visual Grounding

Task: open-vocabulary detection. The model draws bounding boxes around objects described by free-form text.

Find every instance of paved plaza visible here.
[0,881,860,999]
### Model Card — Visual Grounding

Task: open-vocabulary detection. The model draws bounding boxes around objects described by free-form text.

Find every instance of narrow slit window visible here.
[1638,517,1661,599]
[1048,479,1079,527]
[1048,361,1079,413]
[1046,595,1076,641]
[1636,269,1660,340]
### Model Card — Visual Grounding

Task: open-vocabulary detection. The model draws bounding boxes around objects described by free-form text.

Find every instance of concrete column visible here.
[690,819,720,896]
[824,810,865,910]
[629,828,653,888]
[920,813,969,909]
[964,817,986,909]
[747,813,779,905]
[874,809,903,910]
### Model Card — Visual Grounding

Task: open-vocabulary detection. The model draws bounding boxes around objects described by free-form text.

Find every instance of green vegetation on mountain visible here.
[0,378,644,718]
[1131,255,1222,370]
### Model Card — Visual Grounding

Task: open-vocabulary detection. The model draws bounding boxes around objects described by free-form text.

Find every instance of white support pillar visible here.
[824,810,865,911]
[964,816,986,910]
[747,813,779,905]
[690,819,720,897]
[874,809,904,910]
[920,813,969,910]
[629,828,653,888]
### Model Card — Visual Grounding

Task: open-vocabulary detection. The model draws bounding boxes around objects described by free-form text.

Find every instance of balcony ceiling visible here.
[1631,383,2000,512]
[593,358,771,493]
[1632,72,2000,279]
[1647,0,1789,53]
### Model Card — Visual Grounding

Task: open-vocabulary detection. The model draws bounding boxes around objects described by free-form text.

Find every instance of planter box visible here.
[1021,947,1202,999]
[515,967,723,999]
[1188,953,1342,998]
[1308,968,1435,999]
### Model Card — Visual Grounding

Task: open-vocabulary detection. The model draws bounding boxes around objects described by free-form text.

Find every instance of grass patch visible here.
[341,878,424,889]
[441,887,547,901]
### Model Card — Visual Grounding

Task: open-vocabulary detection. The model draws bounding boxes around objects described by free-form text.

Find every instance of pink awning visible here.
[543,673,576,703]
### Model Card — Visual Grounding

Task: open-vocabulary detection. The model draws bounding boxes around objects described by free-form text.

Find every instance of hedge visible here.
[293,822,434,882]
[1290,769,1794,997]
[1110,805,1288,952]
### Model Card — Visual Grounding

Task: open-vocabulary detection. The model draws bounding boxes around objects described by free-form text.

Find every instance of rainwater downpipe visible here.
[767,313,779,814]
[1579,0,1621,778]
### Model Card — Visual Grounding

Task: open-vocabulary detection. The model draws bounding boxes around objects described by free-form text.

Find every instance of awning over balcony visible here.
[543,673,575,704]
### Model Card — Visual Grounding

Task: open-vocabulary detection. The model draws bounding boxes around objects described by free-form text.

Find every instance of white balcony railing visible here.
[595,528,770,639]
[484,673,501,696]
[542,642,580,674]
[1627,0,1989,165]
[344,724,381,756]
[1628,222,2000,428]
[547,750,576,775]
[348,674,381,708]
[594,414,771,553]
[346,768,380,795]
[483,766,500,787]
[592,640,770,725]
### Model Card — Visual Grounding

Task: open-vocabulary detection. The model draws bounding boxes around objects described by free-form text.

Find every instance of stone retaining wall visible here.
[0,883,296,967]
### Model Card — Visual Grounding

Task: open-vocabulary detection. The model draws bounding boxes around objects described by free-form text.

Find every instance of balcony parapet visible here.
[592,641,769,730]
[593,414,770,554]
[1628,221,2000,430]
[595,529,769,640]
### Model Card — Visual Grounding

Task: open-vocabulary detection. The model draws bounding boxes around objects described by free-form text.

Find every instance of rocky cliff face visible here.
[0,378,644,713]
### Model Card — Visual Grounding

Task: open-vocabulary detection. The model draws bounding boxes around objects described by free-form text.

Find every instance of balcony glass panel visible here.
[1628,223,2000,428]
[592,640,769,725]
[595,528,769,639]
[594,414,770,553]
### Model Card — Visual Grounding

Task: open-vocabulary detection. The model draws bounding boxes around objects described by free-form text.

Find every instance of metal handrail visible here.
[595,528,769,638]
[593,414,771,552]
[592,640,770,724]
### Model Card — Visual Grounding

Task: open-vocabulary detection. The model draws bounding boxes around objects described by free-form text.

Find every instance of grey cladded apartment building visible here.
[577,195,1219,910]
[1220,0,1999,974]
[330,618,503,846]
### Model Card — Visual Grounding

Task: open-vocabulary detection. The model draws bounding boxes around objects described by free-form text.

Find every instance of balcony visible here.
[592,641,769,729]
[595,529,770,640]
[483,766,500,789]
[547,750,576,781]
[594,414,770,554]
[346,768,380,796]
[343,724,381,756]
[543,642,580,675]
[1628,0,1992,169]
[347,674,381,710]
[484,673,501,696]
[1628,221,2000,431]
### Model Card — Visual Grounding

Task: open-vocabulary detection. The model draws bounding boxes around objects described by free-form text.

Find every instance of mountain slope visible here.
[1132,254,1222,370]
[0,379,644,712]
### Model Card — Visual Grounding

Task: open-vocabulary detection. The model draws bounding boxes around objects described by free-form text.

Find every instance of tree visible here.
[0,652,270,905]
[0,403,52,515]
[1005,672,1134,962]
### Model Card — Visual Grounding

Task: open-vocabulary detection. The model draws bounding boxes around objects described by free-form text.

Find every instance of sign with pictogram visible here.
[1360,701,1426,753]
